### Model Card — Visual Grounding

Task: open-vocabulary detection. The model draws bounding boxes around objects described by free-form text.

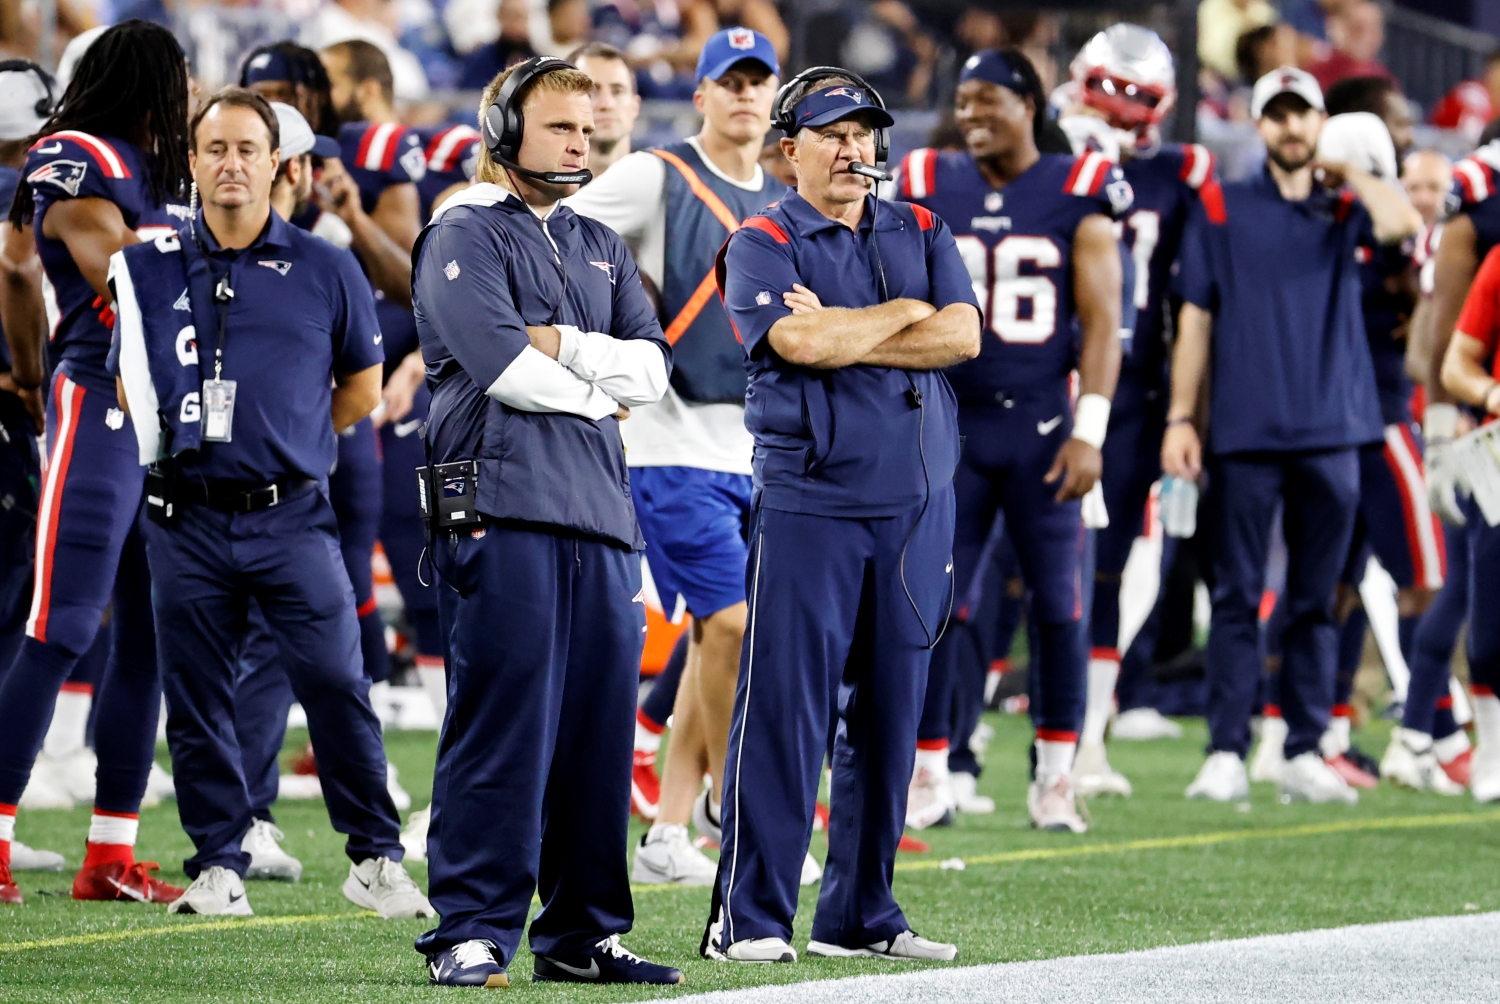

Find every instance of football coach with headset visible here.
[701,70,980,965]
[408,57,680,988]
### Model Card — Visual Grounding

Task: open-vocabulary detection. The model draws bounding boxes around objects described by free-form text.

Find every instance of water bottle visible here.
[1159,476,1199,539]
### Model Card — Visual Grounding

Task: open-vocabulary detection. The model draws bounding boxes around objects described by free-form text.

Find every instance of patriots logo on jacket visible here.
[825,87,862,102]
[257,260,292,276]
[589,261,616,284]
[27,159,88,197]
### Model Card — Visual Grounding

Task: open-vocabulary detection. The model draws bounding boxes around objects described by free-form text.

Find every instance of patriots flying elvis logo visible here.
[589,261,616,284]
[257,260,292,276]
[825,87,862,102]
[27,159,88,197]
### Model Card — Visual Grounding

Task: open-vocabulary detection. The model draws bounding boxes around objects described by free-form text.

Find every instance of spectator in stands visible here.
[1430,49,1500,144]
[1307,1,1389,91]
[999,12,1058,91]
[678,0,789,69]
[1198,0,1277,82]
[841,1,938,108]
[953,6,1003,65]
[302,0,430,102]
[1403,149,1453,227]
[538,0,591,58]
[1281,0,1351,45]
[458,0,536,89]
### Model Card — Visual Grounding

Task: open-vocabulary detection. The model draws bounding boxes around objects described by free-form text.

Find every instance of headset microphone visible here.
[847,162,891,182]
[482,56,593,187]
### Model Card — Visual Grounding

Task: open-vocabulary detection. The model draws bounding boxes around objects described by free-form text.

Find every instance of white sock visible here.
[415,656,447,724]
[1474,694,1500,753]
[1035,738,1076,784]
[1081,655,1119,746]
[634,711,663,754]
[1320,715,1351,758]
[1435,728,1472,763]
[914,744,948,779]
[42,686,92,759]
[1259,714,1288,755]
[87,812,138,846]
[0,811,14,844]
[1399,727,1434,754]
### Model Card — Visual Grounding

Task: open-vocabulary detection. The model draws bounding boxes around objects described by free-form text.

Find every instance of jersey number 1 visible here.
[955,234,1061,344]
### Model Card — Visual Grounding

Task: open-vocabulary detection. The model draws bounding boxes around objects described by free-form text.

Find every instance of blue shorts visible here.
[631,466,753,619]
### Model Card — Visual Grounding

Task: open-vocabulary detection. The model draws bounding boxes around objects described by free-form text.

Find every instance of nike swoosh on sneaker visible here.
[229,891,245,903]
[1037,415,1063,435]
[546,958,600,979]
[107,875,148,903]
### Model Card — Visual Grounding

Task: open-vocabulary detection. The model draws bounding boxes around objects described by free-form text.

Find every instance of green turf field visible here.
[2,713,1496,1002]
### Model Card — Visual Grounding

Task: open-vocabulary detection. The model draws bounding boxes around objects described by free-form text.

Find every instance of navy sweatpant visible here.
[379,386,443,659]
[1404,521,1467,737]
[1205,450,1359,759]
[920,396,1085,749]
[144,487,401,878]
[0,372,160,812]
[417,523,643,964]
[714,491,954,949]
[233,602,296,821]
[0,390,39,675]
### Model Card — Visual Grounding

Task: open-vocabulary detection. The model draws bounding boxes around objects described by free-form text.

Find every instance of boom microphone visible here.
[848,162,892,182]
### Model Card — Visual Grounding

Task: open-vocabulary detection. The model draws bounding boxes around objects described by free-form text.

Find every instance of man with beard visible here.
[1162,67,1421,804]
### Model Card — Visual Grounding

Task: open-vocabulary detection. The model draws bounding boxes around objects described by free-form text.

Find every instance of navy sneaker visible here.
[533,935,684,984]
[428,940,509,988]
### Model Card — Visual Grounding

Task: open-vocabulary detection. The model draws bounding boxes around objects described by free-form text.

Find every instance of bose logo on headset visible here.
[482,55,593,187]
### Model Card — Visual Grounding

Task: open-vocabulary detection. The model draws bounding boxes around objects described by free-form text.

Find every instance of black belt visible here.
[177,477,317,514]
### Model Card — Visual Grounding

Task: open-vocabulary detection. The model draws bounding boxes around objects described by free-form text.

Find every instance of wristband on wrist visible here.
[1165,415,1194,429]
[1071,393,1111,449]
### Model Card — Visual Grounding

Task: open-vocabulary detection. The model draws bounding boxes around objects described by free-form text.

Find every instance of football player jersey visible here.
[416,124,480,221]
[1449,140,1500,259]
[24,131,184,393]
[1118,142,1216,389]
[897,148,1131,403]
[1357,237,1416,426]
[337,121,427,215]
[0,165,17,371]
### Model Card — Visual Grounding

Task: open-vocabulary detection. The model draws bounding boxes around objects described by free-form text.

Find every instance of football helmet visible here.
[1070,23,1176,154]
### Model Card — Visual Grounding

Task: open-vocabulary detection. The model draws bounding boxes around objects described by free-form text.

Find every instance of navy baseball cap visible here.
[959,49,1031,96]
[696,27,780,83]
[242,47,316,87]
[789,83,895,133]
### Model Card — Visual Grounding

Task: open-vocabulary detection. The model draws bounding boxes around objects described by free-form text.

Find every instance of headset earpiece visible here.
[482,55,592,187]
[0,59,56,119]
[771,65,890,173]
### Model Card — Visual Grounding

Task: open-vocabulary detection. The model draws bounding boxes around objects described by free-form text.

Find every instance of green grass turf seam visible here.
[0,911,376,953]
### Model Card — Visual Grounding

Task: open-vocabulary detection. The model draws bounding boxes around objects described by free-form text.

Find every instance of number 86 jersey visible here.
[896,148,1130,403]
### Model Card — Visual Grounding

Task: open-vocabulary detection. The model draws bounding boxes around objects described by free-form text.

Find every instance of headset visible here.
[0,59,58,121]
[482,55,592,187]
[771,65,890,182]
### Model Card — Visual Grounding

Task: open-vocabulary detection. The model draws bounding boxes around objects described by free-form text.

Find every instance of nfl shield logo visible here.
[984,192,1003,212]
[444,260,461,281]
[755,290,772,306]
[728,28,755,50]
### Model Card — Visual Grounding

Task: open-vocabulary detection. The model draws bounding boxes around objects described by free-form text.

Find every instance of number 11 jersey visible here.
[896,148,1129,404]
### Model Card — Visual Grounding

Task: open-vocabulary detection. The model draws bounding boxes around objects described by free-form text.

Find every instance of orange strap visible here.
[652,149,741,344]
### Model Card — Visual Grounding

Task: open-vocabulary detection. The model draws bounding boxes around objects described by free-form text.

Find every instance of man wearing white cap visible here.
[268,102,343,224]
[1161,66,1421,805]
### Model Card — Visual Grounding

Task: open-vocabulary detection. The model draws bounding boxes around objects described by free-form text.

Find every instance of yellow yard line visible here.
[0,911,372,952]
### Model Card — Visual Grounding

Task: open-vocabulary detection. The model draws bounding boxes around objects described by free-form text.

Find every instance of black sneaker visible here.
[533,934,684,985]
[428,940,508,988]
[1344,744,1381,778]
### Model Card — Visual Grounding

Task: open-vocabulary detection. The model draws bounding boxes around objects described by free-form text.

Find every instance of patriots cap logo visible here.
[1281,72,1300,87]
[825,87,863,102]
[27,159,87,198]
[728,28,755,50]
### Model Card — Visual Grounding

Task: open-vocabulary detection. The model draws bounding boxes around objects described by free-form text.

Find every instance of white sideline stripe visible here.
[679,912,1500,1003]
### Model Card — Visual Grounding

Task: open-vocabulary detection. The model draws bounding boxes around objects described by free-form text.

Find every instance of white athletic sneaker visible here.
[1071,741,1132,797]
[168,866,253,915]
[18,758,72,810]
[950,772,995,814]
[1381,730,1464,795]
[968,722,995,757]
[342,856,435,918]
[1185,752,1250,802]
[631,824,718,885]
[800,851,823,886]
[1027,774,1087,833]
[139,761,176,808]
[277,773,323,800]
[1249,717,1288,783]
[807,930,957,962]
[386,763,412,812]
[50,748,97,804]
[241,819,303,882]
[1470,746,1500,803]
[905,763,954,829]
[1111,707,1184,740]
[10,841,64,871]
[692,789,722,844]
[726,938,798,963]
[400,805,430,862]
[1280,751,1358,805]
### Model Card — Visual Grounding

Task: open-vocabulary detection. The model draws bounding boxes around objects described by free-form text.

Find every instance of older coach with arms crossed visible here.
[701,73,980,965]
[409,57,679,988]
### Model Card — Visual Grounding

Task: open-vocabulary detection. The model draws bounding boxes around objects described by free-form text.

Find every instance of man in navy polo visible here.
[108,88,429,920]
[702,77,980,965]
[1162,67,1421,805]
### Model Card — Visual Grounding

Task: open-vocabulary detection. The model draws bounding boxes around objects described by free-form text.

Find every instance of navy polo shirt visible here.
[113,211,384,483]
[1177,168,1383,456]
[719,190,978,517]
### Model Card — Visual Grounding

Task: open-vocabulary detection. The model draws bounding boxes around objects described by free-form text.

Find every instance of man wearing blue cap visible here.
[702,70,979,964]
[897,47,1128,834]
[563,27,788,887]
